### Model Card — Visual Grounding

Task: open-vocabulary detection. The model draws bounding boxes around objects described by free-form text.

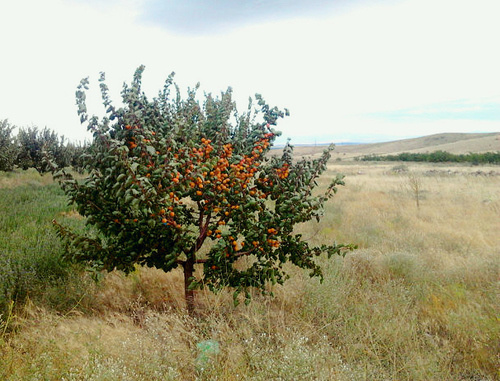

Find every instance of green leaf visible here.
[146,145,156,156]
[130,162,139,173]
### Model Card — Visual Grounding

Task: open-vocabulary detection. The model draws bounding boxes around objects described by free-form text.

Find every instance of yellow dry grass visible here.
[0,168,54,189]
[1,161,499,380]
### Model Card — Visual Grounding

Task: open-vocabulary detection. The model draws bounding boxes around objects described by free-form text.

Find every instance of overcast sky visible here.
[1,0,499,144]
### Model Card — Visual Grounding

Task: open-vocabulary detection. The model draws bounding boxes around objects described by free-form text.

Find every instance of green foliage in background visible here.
[0,120,86,173]
[0,119,18,172]
[361,150,500,164]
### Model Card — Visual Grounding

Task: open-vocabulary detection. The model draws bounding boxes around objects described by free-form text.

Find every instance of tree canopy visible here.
[52,66,354,311]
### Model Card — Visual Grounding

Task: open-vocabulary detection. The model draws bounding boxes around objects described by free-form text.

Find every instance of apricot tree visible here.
[52,66,354,313]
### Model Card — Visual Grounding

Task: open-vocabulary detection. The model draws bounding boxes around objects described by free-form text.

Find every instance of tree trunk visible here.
[183,257,195,315]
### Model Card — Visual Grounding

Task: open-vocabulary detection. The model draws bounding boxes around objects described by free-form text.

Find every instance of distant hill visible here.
[281,132,500,159]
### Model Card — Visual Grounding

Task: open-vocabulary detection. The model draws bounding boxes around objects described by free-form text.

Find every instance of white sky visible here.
[1,0,499,144]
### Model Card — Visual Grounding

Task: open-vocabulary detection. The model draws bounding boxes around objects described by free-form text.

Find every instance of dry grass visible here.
[1,161,499,380]
[0,168,54,189]
[305,162,499,379]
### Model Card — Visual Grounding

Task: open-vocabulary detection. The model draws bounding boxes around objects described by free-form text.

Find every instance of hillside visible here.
[280,132,500,159]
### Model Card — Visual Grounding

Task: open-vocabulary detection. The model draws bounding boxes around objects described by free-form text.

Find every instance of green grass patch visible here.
[0,177,88,318]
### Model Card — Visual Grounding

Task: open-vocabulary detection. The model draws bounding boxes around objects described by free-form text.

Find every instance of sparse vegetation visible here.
[1,160,498,380]
[406,171,423,209]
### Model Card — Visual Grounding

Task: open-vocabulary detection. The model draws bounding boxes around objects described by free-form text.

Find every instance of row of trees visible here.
[360,150,500,164]
[0,119,86,172]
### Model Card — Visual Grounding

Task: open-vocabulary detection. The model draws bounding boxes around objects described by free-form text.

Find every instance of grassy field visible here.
[0,162,498,380]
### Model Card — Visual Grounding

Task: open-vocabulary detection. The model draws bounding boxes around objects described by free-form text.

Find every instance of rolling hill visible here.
[280,132,500,159]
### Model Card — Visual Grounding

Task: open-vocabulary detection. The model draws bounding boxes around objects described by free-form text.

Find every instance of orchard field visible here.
[0,161,499,380]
